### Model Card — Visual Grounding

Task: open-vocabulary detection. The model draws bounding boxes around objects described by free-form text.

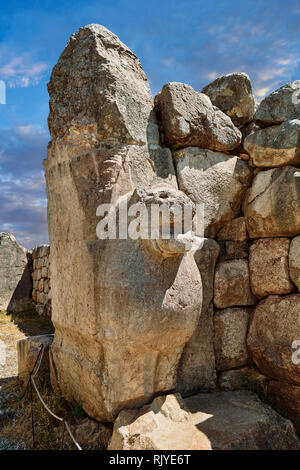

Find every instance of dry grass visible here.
[0,309,108,450]
[0,308,71,449]
[1,374,87,450]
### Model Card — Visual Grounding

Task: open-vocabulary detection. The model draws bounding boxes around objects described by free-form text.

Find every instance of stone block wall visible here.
[42,24,300,438]
[154,72,300,437]
[31,245,51,317]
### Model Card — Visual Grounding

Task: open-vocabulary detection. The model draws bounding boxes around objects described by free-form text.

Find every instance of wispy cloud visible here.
[0,124,48,248]
[0,55,48,88]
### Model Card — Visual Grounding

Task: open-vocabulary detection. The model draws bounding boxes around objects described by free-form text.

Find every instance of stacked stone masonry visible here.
[31,245,51,317]
[11,25,300,449]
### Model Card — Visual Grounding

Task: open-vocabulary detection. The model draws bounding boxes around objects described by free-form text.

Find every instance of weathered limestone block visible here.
[247,294,300,385]
[177,239,220,395]
[109,394,212,450]
[48,25,159,146]
[44,279,50,294]
[32,289,38,303]
[174,147,252,237]
[214,259,257,309]
[214,307,250,371]
[217,217,248,242]
[218,239,250,263]
[0,233,32,312]
[41,267,48,278]
[32,245,50,259]
[202,73,255,128]
[178,303,215,395]
[224,240,249,260]
[268,381,300,434]
[31,245,51,316]
[218,368,249,391]
[244,120,300,167]
[218,366,269,392]
[46,25,203,422]
[231,121,260,158]
[289,236,300,290]
[34,258,42,270]
[243,166,300,238]
[254,81,300,125]
[50,207,203,421]
[155,82,241,150]
[38,278,44,292]
[184,391,300,450]
[249,238,294,298]
[36,291,46,304]
[109,391,300,450]
[74,418,112,450]
[17,334,54,386]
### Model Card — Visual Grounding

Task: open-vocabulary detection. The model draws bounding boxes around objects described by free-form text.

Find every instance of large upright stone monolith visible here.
[0,233,32,312]
[45,25,203,421]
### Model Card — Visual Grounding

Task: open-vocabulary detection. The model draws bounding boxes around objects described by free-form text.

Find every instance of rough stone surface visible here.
[214,307,250,371]
[49,186,203,422]
[17,334,54,386]
[46,25,205,422]
[174,147,252,237]
[217,217,248,242]
[268,381,300,434]
[218,366,269,392]
[249,238,294,298]
[214,259,257,309]
[289,236,300,291]
[184,391,300,450]
[178,303,216,395]
[218,368,249,391]
[194,239,220,314]
[74,418,113,449]
[110,391,300,450]
[202,73,255,128]
[218,240,250,262]
[155,82,241,151]
[0,233,32,312]
[232,121,260,158]
[225,240,249,260]
[44,25,300,439]
[254,81,300,125]
[32,245,51,317]
[177,239,220,395]
[247,294,300,385]
[244,120,300,167]
[243,166,300,238]
[108,394,212,450]
[48,24,159,146]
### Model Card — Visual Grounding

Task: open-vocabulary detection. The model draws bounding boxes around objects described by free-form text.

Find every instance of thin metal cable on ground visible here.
[21,344,82,450]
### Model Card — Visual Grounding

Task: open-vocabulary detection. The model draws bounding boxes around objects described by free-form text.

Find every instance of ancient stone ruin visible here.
[3,23,300,449]
[0,237,51,317]
[0,233,32,313]
[31,245,51,317]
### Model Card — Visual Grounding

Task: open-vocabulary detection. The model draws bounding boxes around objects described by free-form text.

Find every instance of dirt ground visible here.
[0,309,54,450]
[0,310,109,450]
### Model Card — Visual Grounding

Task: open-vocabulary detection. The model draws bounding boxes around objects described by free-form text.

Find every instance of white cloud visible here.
[204,72,218,81]
[0,55,48,88]
[161,57,173,68]
[256,67,286,82]
[255,86,272,97]
[16,124,42,137]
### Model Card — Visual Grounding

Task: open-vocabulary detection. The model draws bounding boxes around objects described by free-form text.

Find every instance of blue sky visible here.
[0,0,299,248]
